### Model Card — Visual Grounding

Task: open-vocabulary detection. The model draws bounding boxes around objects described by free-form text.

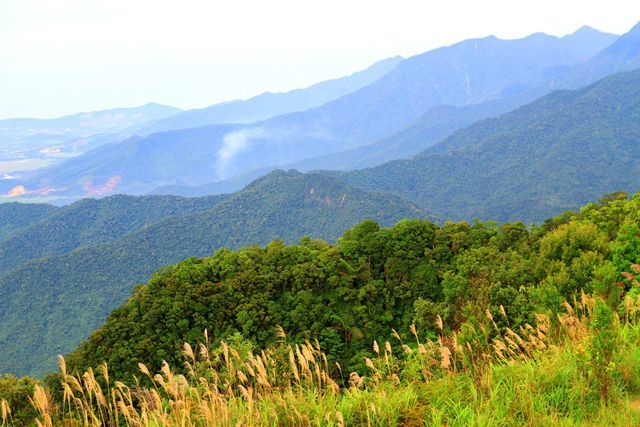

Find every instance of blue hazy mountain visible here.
[331,67,640,223]
[277,24,638,173]
[142,56,404,132]
[563,21,640,88]
[149,24,628,197]
[2,27,619,198]
[0,103,182,180]
[0,103,181,135]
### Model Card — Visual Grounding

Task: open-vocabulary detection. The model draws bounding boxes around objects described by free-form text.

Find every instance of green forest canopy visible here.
[67,191,640,381]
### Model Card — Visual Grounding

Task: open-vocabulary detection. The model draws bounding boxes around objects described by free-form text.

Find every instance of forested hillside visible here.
[4,191,640,425]
[66,190,640,387]
[335,68,640,222]
[0,170,427,376]
[0,202,58,242]
[0,194,228,275]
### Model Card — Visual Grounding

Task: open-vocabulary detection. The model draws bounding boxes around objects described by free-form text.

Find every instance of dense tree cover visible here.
[66,191,640,382]
[0,194,228,275]
[0,202,58,243]
[334,68,640,223]
[0,374,38,425]
[0,170,427,377]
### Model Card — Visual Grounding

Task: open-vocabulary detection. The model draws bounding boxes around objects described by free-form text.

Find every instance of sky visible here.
[1,0,640,119]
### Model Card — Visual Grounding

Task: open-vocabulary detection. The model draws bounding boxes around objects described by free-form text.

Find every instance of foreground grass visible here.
[3,295,640,426]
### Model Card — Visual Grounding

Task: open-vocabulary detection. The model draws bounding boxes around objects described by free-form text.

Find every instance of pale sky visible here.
[2,0,640,119]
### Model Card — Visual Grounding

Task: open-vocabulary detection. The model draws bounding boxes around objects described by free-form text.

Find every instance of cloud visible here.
[215,128,265,180]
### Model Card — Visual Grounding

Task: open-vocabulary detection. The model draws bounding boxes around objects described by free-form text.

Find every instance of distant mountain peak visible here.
[625,20,640,38]
[523,31,554,40]
[570,25,604,36]
[592,19,640,60]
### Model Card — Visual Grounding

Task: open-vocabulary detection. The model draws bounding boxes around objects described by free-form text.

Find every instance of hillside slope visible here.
[0,203,59,242]
[335,68,640,222]
[0,194,227,275]
[63,189,639,392]
[0,170,428,376]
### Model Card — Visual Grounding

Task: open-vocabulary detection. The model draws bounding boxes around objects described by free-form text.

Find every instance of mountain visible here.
[0,58,402,185]
[0,194,228,275]
[0,103,181,136]
[143,57,403,132]
[0,170,428,376]
[0,104,182,180]
[288,98,524,172]
[565,21,640,87]
[284,25,628,173]
[150,99,524,197]
[227,26,626,177]
[332,68,640,223]
[0,203,59,242]
[5,27,617,198]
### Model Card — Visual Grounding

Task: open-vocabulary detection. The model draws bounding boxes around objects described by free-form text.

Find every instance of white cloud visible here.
[216,128,265,180]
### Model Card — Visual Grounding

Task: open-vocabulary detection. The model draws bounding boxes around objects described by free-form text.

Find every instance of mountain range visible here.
[146,24,640,200]
[1,26,619,198]
[0,57,404,193]
[141,56,403,132]
[334,67,640,222]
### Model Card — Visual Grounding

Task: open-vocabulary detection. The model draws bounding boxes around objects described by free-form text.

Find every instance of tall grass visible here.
[4,294,640,426]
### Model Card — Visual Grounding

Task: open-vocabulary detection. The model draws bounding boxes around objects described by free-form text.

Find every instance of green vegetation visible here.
[64,191,639,384]
[0,170,427,377]
[0,202,58,243]
[0,194,227,275]
[5,269,640,425]
[2,192,640,425]
[0,375,37,425]
[336,68,640,223]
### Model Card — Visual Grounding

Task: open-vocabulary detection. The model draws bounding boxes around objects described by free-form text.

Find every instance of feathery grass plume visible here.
[275,325,287,339]
[7,292,640,426]
[499,305,507,318]
[384,341,392,356]
[439,345,452,370]
[1,398,10,425]
[30,385,53,427]
[409,323,418,339]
